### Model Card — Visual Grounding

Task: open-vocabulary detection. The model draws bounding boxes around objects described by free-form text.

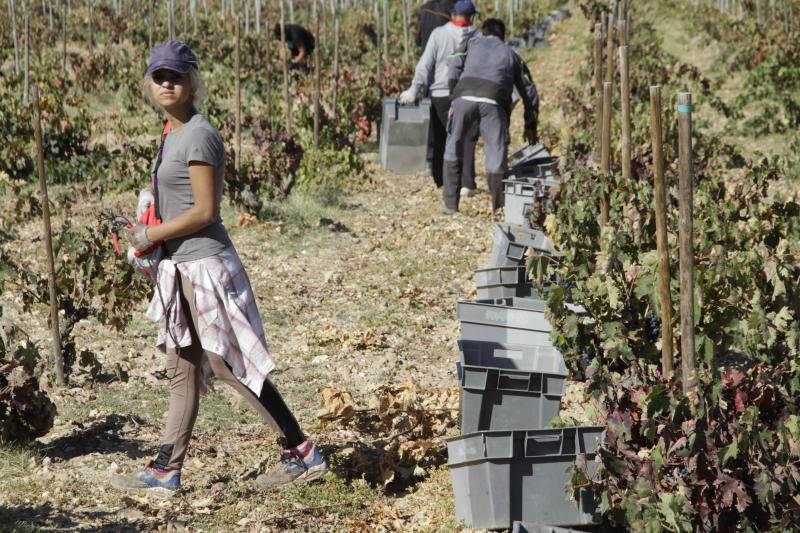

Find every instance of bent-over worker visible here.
[274,23,315,69]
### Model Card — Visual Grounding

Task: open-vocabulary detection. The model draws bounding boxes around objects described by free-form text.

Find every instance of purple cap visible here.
[146,40,199,75]
[453,0,476,15]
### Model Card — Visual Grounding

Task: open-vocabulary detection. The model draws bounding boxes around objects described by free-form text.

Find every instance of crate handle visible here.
[524,433,563,457]
[460,366,489,391]
[495,369,540,392]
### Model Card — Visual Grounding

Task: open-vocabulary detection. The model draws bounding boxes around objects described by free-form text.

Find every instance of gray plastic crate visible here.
[379,97,431,173]
[509,156,559,178]
[474,266,536,300]
[504,179,557,228]
[490,224,553,267]
[512,523,591,533]
[448,427,604,530]
[459,340,567,432]
[508,142,551,168]
[457,298,553,346]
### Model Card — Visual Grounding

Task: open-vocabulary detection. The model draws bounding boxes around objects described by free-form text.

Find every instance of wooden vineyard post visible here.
[600,81,612,226]
[625,10,630,46]
[313,0,320,148]
[61,0,66,78]
[32,86,64,387]
[266,15,272,123]
[402,0,409,66]
[279,0,291,135]
[255,0,261,33]
[508,0,514,37]
[88,0,93,51]
[619,45,630,183]
[10,0,20,75]
[649,86,674,378]
[382,0,388,68]
[235,16,241,172]
[23,11,29,105]
[593,21,603,157]
[677,92,696,394]
[618,18,627,47]
[374,0,382,98]
[605,12,615,86]
[148,0,153,50]
[332,6,339,113]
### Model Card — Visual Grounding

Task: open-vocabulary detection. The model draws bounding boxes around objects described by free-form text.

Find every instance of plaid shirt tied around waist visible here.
[146,246,276,396]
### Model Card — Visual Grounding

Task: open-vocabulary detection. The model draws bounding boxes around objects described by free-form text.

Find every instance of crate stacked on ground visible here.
[448,144,603,531]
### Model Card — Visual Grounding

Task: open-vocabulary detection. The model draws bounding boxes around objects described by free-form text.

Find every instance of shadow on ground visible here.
[0,503,139,532]
[38,414,154,462]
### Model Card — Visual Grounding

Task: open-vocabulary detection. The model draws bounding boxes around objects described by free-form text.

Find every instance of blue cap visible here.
[453,0,476,15]
[146,40,199,75]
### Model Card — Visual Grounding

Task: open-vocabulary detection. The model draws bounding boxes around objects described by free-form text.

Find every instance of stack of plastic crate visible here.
[448,144,603,531]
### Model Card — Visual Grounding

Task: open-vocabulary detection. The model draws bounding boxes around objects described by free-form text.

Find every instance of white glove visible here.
[126,246,163,282]
[398,89,417,105]
[136,188,154,220]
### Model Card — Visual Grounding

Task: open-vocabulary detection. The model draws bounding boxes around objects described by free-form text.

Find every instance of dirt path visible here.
[0,11,590,533]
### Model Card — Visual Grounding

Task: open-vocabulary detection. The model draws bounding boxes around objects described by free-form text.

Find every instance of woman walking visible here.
[111,40,327,493]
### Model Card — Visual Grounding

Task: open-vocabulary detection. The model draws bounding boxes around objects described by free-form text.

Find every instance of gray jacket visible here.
[447,34,537,128]
[410,22,479,98]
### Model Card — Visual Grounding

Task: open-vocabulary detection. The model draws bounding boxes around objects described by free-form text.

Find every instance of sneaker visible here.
[110,461,181,495]
[256,444,328,488]
[460,187,477,197]
[441,206,458,215]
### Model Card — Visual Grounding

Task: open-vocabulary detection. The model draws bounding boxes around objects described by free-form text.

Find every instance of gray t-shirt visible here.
[155,113,232,263]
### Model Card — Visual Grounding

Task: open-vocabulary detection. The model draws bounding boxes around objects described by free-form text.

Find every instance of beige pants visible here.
[161,272,294,469]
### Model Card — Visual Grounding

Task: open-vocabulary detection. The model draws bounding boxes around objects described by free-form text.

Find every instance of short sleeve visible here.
[186,128,224,166]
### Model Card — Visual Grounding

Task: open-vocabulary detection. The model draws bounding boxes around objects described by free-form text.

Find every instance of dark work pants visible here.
[443,98,510,211]
[430,96,477,189]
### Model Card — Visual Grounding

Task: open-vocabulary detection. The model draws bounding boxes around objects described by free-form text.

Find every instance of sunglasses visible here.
[152,70,187,85]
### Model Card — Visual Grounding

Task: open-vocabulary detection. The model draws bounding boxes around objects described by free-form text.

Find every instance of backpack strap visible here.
[152,121,171,221]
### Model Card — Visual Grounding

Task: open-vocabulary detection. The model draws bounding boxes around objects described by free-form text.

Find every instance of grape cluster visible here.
[644,312,661,344]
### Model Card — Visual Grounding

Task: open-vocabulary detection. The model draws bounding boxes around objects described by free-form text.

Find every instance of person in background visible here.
[273,23,315,69]
[416,0,455,49]
[110,40,327,494]
[442,18,538,215]
[399,0,480,194]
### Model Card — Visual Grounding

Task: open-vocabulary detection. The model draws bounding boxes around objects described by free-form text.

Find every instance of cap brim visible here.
[145,59,195,75]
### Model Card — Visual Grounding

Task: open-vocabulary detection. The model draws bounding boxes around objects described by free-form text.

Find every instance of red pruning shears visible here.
[98,208,163,257]
[97,210,133,257]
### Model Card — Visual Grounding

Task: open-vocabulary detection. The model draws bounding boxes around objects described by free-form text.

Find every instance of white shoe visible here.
[460,187,477,197]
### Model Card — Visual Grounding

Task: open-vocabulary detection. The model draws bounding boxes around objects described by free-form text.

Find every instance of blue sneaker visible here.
[256,444,328,487]
[110,461,181,495]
